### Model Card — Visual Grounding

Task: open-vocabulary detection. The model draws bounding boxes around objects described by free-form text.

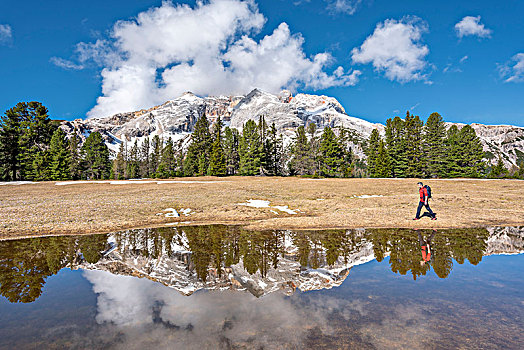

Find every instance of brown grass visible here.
[1,177,523,239]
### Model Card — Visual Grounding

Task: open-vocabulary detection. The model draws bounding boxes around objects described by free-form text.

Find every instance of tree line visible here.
[366,112,524,179]
[1,101,522,181]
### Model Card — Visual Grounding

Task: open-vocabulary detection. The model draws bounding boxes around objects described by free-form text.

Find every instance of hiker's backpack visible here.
[424,185,432,199]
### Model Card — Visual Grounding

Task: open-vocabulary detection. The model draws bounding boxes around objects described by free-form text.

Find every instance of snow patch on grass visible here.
[352,195,383,199]
[163,208,179,217]
[55,180,229,186]
[0,181,37,186]
[180,208,192,216]
[238,199,271,208]
[273,205,297,214]
[238,199,298,214]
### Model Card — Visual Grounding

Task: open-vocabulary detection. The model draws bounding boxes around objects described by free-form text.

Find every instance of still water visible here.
[0,226,523,349]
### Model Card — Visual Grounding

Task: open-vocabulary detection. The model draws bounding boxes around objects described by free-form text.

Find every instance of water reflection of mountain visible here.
[0,226,522,303]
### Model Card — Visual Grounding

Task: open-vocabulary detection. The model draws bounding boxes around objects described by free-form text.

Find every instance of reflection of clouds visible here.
[84,270,346,348]
[84,270,441,349]
[360,304,437,350]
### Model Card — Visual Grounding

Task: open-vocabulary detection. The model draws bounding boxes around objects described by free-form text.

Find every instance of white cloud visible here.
[499,53,524,83]
[50,57,85,70]
[56,0,356,118]
[326,0,362,15]
[455,16,492,38]
[351,17,430,83]
[460,55,468,63]
[0,24,12,44]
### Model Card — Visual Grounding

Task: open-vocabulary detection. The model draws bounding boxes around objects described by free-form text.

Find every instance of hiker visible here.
[413,182,436,220]
[418,230,436,266]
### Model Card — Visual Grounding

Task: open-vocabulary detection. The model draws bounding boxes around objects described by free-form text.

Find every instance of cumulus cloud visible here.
[55,0,357,118]
[326,0,362,15]
[0,24,12,44]
[351,17,430,83]
[455,16,492,38]
[498,53,524,83]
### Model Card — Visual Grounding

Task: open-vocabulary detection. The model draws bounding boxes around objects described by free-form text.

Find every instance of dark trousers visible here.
[416,201,435,219]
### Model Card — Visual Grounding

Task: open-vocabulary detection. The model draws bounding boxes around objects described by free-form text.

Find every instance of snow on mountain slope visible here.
[60,89,523,166]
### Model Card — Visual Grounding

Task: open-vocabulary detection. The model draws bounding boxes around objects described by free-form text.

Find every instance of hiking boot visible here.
[431,217,437,220]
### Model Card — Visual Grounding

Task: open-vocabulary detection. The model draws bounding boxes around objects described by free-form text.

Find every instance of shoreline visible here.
[1,220,523,242]
[1,177,523,240]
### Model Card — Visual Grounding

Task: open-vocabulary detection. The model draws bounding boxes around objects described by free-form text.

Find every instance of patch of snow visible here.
[0,181,38,186]
[316,198,325,201]
[352,194,383,198]
[56,180,229,186]
[180,208,192,216]
[273,205,297,215]
[270,210,279,215]
[238,199,271,208]
[163,208,179,218]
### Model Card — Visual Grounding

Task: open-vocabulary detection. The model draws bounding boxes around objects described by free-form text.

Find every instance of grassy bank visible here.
[1,177,523,239]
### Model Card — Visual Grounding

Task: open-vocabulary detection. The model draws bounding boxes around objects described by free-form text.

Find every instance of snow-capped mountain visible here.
[60,89,524,166]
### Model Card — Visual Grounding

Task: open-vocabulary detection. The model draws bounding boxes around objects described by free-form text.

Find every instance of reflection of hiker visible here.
[413,182,436,220]
[419,230,436,266]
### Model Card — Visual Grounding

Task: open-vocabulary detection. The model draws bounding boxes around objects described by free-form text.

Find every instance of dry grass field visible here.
[1,177,523,239]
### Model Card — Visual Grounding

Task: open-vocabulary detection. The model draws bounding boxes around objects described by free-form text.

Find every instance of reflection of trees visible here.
[367,228,489,280]
[0,234,108,303]
[0,226,492,304]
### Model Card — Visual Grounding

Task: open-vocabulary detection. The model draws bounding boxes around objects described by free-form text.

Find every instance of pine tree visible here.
[404,112,424,177]
[239,119,261,176]
[113,142,126,179]
[257,116,269,174]
[156,137,175,178]
[17,102,55,179]
[336,127,356,177]
[319,127,344,177]
[68,134,83,180]
[223,127,240,175]
[445,125,462,177]
[488,155,508,178]
[81,132,111,180]
[31,151,51,181]
[385,116,408,177]
[184,113,211,176]
[375,140,392,177]
[459,125,485,177]
[366,129,380,177]
[126,139,140,179]
[264,123,283,176]
[0,107,22,180]
[49,128,71,180]
[445,125,484,177]
[289,125,314,175]
[140,137,150,178]
[150,135,162,177]
[208,117,226,176]
[424,112,447,178]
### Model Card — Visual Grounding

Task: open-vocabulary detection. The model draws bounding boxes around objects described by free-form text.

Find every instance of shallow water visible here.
[0,226,523,349]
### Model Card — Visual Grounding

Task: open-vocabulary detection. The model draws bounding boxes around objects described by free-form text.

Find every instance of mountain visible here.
[60,89,524,166]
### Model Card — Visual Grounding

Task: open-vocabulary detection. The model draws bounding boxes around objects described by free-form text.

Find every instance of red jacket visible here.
[419,187,428,202]
[421,246,431,262]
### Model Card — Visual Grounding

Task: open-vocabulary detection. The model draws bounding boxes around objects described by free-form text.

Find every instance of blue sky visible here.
[0,0,523,126]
